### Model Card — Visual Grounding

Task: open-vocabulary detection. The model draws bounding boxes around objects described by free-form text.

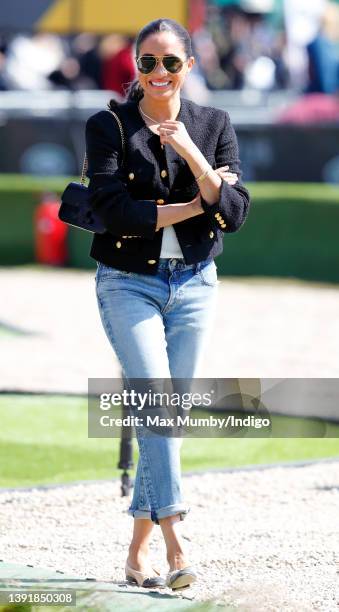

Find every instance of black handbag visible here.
[58,109,126,233]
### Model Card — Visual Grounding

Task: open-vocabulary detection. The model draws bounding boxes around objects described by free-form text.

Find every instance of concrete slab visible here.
[0,561,212,611]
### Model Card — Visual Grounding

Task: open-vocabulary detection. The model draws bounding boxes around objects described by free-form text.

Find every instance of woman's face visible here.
[137,31,194,101]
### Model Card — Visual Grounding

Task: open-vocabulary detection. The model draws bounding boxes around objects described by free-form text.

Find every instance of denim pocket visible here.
[96,262,134,282]
[198,259,218,287]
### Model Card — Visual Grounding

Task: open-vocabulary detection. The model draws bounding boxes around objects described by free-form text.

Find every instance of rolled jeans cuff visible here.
[127,504,190,524]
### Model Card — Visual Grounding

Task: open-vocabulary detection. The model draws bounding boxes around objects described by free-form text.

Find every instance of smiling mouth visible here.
[149,81,171,88]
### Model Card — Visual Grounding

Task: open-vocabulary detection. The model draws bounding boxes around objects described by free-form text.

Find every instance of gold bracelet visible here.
[196,167,211,183]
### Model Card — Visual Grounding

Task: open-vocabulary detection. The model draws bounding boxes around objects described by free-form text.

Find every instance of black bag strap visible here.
[81,109,126,185]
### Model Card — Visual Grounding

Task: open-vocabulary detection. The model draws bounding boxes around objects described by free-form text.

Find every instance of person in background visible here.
[3,33,66,90]
[0,40,8,90]
[74,33,102,89]
[306,2,339,94]
[100,34,136,96]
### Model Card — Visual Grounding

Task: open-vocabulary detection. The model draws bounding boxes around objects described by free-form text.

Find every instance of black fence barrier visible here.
[1,114,339,184]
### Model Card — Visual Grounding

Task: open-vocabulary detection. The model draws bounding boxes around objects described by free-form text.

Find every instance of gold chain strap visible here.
[80,109,126,185]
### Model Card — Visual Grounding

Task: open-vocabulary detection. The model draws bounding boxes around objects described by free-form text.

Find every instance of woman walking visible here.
[86,18,250,591]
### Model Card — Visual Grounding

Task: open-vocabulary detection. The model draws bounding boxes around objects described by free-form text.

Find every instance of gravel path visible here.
[1,462,339,611]
[1,266,339,394]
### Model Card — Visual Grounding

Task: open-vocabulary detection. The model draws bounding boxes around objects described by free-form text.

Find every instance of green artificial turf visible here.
[0,174,71,192]
[0,395,338,489]
[249,182,339,202]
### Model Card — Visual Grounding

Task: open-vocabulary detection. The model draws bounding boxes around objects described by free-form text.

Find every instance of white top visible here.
[160,225,184,258]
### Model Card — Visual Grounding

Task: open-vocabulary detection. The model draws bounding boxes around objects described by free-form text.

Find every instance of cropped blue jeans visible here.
[95,256,219,524]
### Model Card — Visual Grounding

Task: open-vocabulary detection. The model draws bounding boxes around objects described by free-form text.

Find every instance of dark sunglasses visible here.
[136,54,185,74]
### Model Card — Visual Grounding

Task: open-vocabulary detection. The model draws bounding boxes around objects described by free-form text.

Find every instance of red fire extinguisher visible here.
[34,193,68,265]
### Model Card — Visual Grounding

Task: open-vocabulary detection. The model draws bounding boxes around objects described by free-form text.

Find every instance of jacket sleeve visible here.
[200,111,250,233]
[85,113,158,238]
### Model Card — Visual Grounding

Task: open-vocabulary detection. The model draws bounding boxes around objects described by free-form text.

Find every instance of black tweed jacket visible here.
[86,96,250,274]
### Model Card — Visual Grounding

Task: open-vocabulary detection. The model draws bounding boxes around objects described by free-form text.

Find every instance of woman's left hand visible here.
[215,165,238,185]
[158,120,195,158]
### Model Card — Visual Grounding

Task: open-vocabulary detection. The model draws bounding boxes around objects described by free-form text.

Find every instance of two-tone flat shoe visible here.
[125,562,166,588]
[165,566,198,591]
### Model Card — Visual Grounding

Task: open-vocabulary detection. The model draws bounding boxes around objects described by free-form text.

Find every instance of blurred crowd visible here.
[0,3,338,96]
